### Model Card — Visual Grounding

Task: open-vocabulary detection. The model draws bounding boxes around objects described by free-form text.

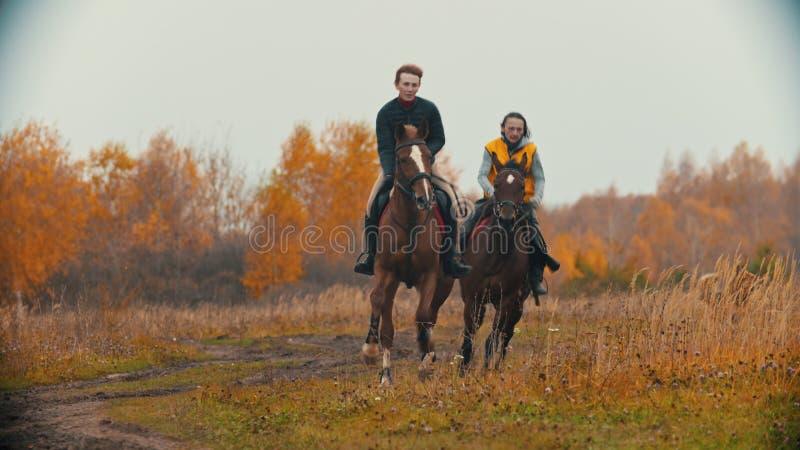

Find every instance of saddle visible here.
[373,185,450,230]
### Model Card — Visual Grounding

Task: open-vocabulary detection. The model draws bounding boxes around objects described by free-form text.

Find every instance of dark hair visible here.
[501,112,530,138]
[395,64,423,84]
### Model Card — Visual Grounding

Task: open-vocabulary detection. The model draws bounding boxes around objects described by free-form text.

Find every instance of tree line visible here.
[541,143,800,294]
[1,121,797,304]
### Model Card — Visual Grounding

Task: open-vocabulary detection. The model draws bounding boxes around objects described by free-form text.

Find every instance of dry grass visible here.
[2,255,798,394]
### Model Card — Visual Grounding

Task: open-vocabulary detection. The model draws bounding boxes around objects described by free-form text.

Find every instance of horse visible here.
[361,122,454,385]
[458,153,536,372]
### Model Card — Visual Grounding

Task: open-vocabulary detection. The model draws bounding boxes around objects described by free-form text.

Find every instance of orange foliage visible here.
[317,120,379,247]
[129,132,212,254]
[550,233,581,284]
[243,121,380,296]
[625,234,655,275]
[242,181,308,297]
[0,123,89,299]
[575,230,609,278]
[243,125,316,297]
[85,143,137,252]
[632,197,685,275]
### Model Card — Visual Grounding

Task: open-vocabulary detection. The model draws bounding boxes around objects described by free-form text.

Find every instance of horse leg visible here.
[495,295,524,369]
[379,279,399,386]
[484,317,500,371]
[416,273,438,381]
[484,295,505,370]
[459,292,486,376]
[431,276,454,323]
[363,274,397,365]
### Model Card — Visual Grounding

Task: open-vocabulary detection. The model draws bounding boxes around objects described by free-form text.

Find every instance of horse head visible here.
[490,152,527,231]
[394,122,434,211]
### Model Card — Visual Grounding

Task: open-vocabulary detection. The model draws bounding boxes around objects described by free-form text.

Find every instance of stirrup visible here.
[354,252,375,276]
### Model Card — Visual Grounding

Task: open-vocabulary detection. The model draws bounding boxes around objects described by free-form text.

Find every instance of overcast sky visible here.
[1,0,798,205]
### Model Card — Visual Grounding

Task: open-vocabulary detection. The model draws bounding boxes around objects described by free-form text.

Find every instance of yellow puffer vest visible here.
[484,138,537,202]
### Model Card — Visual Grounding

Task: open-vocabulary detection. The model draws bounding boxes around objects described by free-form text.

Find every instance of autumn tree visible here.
[242,124,315,297]
[0,122,89,304]
[242,120,386,295]
[203,147,250,239]
[127,131,213,301]
[316,120,378,255]
[75,142,138,294]
[780,155,800,251]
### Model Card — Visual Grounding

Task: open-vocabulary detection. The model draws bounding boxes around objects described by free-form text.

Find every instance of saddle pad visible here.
[469,216,493,242]
[378,203,446,233]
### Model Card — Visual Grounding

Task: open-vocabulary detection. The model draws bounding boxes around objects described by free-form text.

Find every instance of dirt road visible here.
[0,330,442,449]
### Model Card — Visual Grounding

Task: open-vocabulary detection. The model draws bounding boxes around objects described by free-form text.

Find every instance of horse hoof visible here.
[362,343,379,365]
[362,342,380,358]
[380,368,393,386]
[456,359,470,377]
[418,352,435,382]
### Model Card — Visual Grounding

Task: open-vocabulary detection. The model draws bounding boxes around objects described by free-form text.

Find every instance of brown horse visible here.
[458,153,536,372]
[361,122,454,385]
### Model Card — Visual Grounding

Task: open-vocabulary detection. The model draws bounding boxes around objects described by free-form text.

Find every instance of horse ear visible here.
[394,122,406,142]
[520,152,528,172]
[417,120,429,140]
[490,151,502,169]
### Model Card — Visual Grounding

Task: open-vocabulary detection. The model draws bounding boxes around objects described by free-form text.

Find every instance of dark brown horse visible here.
[361,122,454,385]
[458,153,536,372]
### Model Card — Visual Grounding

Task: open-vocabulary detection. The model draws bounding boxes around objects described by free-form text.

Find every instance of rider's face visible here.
[501,117,525,144]
[395,73,420,102]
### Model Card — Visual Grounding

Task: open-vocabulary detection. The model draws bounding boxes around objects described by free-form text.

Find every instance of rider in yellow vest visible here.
[461,112,560,295]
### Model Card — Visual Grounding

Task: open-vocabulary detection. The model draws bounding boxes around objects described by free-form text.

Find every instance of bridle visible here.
[492,167,526,228]
[393,140,433,202]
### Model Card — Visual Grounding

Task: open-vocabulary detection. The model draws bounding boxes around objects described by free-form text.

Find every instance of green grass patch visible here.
[104,361,800,449]
[77,360,297,394]
[200,337,256,347]
[0,338,205,391]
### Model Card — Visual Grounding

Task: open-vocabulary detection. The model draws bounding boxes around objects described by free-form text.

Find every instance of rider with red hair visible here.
[354,64,471,278]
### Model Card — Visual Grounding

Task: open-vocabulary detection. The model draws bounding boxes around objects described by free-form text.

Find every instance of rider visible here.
[461,112,560,295]
[354,64,471,278]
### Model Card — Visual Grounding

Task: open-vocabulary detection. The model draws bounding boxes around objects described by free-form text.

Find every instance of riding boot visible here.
[354,215,378,276]
[543,253,561,272]
[536,232,561,273]
[443,214,471,279]
[525,205,560,273]
[528,253,548,296]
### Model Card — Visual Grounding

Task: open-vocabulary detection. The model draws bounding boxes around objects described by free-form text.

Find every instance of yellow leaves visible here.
[550,233,580,283]
[129,131,212,255]
[0,122,89,296]
[625,234,655,276]
[243,120,379,297]
[131,210,172,253]
[577,230,608,278]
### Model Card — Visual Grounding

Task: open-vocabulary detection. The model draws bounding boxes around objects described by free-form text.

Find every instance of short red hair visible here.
[394,64,423,84]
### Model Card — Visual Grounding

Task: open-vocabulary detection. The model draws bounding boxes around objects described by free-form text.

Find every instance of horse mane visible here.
[499,158,524,173]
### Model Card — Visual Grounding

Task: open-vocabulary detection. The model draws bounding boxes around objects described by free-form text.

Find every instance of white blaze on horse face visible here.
[409,145,432,198]
[506,173,516,185]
